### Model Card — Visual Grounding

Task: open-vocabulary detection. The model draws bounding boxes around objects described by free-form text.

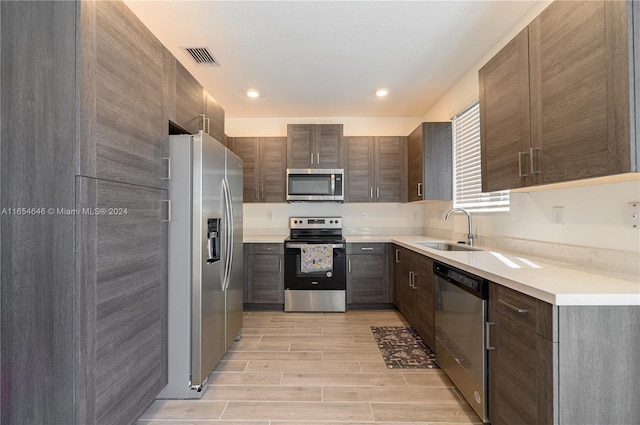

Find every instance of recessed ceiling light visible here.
[375,89,389,97]
[246,89,260,98]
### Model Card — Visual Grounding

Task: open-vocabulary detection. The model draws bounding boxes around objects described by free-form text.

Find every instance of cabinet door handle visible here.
[412,273,418,289]
[530,147,541,175]
[255,188,259,201]
[311,153,314,165]
[200,114,206,132]
[408,271,414,288]
[395,249,400,263]
[162,200,171,222]
[162,157,171,180]
[279,259,282,273]
[370,187,373,199]
[316,153,320,165]
[348,259,352,273]
[499,299,529,313]
[376,187,380,199]
[486,321,495,350]
[261,187,264,200]
[518,151,528,177]
[205,117,211,134]
[360,247,374,251]
[417,182,422,197]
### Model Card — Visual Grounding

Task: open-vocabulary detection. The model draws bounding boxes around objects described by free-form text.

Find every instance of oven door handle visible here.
[285,243,344,249]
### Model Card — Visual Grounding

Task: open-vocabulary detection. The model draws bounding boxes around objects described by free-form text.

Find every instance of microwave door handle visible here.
[331,174,335,196]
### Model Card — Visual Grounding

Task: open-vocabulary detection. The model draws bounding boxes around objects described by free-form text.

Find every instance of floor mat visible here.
[371,326,440,369]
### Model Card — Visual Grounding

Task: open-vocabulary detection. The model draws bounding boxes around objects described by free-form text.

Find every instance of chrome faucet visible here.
[445,208,476,246]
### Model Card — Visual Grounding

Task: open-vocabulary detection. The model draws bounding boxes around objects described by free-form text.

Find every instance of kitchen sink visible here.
[417,242,481,252]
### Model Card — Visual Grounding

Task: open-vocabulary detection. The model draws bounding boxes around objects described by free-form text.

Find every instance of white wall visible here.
[244,202,424,237]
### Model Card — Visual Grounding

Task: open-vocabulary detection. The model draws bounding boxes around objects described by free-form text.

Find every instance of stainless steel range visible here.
[284,217,346,312]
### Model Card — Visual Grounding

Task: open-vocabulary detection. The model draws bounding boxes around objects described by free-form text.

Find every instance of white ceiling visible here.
[124,1,540,118]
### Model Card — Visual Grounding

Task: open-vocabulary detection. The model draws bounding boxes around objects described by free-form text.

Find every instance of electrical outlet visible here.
[628,202,639,228]
[266,211,272,220]
[361,212,367,220]
[552,206,564,225]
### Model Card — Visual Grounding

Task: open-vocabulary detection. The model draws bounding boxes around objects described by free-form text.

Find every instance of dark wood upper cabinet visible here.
[203,91,225,143]
[230,137,287,203]
[230,137,260,202]
[479,29,531,192]
[407,123,452,202]
[480,0,637,191]
[174,60,204,135]
[344,136,406,202]
[287,124,343,169]
[77,0,166,189]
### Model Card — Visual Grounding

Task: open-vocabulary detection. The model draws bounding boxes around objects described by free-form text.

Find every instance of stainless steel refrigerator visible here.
[158,131,243,399]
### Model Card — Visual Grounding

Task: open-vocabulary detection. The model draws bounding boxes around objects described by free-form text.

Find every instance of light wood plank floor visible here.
[137,310,482,424]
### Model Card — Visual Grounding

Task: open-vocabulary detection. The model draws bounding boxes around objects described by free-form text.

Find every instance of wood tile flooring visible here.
[137,310,482,424]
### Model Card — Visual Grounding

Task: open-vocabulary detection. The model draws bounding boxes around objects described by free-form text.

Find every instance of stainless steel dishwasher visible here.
[434,261,489,423]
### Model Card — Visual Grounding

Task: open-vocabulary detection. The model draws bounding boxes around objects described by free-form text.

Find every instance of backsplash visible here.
[243,202,423,237]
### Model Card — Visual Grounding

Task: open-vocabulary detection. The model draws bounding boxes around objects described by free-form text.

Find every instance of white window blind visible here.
[453,101,509,212]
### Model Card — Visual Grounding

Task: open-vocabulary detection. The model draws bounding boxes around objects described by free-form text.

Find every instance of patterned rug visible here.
[371,326,440,369]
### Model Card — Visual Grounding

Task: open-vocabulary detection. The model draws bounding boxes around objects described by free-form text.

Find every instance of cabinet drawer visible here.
[348,243,386,255]
[495,285,552,338]
[247,243,284,255]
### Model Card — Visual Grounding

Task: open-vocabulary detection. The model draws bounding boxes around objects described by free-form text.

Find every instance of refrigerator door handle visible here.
[222,178,234,291]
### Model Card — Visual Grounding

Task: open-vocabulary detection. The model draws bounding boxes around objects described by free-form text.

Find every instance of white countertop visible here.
[391,235,640,307]
[244,234,640,306]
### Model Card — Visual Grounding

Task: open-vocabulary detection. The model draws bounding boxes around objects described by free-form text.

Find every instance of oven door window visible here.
[284,246,346,290]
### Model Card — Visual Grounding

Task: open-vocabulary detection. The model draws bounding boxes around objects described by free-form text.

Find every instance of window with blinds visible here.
[453,101,510,212]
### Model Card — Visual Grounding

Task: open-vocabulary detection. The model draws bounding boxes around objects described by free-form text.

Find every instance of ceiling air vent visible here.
[183,47,220,66]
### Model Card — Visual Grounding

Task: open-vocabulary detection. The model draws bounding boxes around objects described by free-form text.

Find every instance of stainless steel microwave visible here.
[286,169,344,202]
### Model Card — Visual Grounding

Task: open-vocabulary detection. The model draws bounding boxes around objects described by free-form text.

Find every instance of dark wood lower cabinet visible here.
[346,243,393,305]
[77,178,167,425]
[488,283,553,425]
[392,245,435,349]
[244,244,284,306]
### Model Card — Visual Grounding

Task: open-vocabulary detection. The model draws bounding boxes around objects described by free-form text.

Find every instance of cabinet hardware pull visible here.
[499,299,529,313]
[348,259,352,273]
[530,147,541,175]
[370,187,373,199]
[279,259,282,273]
[486,322,495,350]
[316,153,320,165]
[395,249,400,263]
[408,271,414,288]
[205,117,211,134]
[417,182,422,197]
[518,151,528,177]
[162,157,171,180]
[162,200,171,222]
[255,188,259,201]
[261,187,264,200]
[311,153,314,165]
[361,247,374,251]
[412,272,418,289]
[200,114,206,132]
[376,187,380,198]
